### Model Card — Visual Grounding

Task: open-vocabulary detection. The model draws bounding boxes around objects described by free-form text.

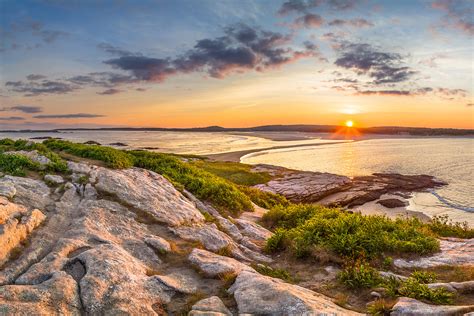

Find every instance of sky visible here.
[0,0,473,130]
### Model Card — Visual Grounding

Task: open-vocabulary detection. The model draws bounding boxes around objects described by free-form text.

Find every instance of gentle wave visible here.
[430,190,474,213]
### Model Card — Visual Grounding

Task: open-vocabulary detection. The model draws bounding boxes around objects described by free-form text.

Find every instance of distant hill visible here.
[2,124,474,136]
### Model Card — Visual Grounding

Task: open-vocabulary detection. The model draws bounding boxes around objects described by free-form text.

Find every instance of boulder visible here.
[188,248,254,277]
[44,174,65,185]
[0,182,16,199]
[189,296,232,316]
[377,198,408,208]
[229,271,362,315]
[390,297,474,315]
[234,218,273,241]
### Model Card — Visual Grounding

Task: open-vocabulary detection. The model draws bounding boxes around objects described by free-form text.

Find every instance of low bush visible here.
[237,185,289,209]
[411,270,437,284]
[264,204,439,260]
[0,153,40,176]
[427,215,474,239]
[338,259,381,289]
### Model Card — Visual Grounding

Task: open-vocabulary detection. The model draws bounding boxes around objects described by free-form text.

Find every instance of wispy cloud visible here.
[0,105,43,113]
[0,116,25,121]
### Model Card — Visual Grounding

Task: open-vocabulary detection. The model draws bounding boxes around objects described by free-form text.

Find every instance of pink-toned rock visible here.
[395,238,474,268]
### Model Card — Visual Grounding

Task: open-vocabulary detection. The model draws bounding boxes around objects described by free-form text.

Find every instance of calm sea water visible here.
[1,131,472,225]
[242,138,474,226]
[0,130,339,155]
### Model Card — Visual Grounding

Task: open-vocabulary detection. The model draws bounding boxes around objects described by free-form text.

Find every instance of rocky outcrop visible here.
[395,238,474,268]
[390,297,474,315]
[254,165,445,207]
[44,174,64,185]
[255,170,351,203]
[229,270,362,315]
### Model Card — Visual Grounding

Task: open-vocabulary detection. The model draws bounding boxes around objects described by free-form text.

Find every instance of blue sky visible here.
[1,0,473,129]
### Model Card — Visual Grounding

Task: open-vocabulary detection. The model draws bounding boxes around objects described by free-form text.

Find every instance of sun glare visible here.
[345,120,354,127]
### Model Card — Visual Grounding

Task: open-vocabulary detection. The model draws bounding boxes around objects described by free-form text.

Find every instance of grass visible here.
[264,204,439,260]
[251,264,293,282]
[191,160,272,186]
[367,299,395,316]
[238,185,289,209]
[44,139,133,169]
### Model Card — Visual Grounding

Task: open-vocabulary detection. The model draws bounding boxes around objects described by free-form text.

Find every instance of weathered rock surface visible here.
[229,270,362,315]
[390,297,474,315]
[145,236,171,253]
[0,175,52,210]
[94,167,204,226]
[189,296,232,316]
[0,272,82,315]
[0,197,45,265]
[395,238,474,268]
[189,248,254,277]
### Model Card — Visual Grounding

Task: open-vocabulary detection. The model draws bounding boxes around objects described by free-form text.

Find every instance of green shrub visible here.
[338,259,381,289]
[411,270,437,284]
[427,215,474,239]
[0,153,40,176]
[264,204,439,260]
[383,271,454,305]
[129,150,253,215]
[44,139,133,169]
[382,257,394,270]
[397,277,454,304]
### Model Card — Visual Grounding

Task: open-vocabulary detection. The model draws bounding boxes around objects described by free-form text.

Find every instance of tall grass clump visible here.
[427,215,474,239]
[44,139,133,169]
[129,150,253,215]
[263,204,439,260]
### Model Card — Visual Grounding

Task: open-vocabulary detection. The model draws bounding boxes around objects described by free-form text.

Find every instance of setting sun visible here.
[345,120,354,127]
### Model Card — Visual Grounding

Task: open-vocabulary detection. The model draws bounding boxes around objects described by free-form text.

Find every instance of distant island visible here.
[2,124,474,136]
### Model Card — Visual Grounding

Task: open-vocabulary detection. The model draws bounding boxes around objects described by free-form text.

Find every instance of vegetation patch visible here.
[427,215,474,239]
[191,160,272,186]
[263,204,439,260]
[238,185,289,209]
[338,259,381,289]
